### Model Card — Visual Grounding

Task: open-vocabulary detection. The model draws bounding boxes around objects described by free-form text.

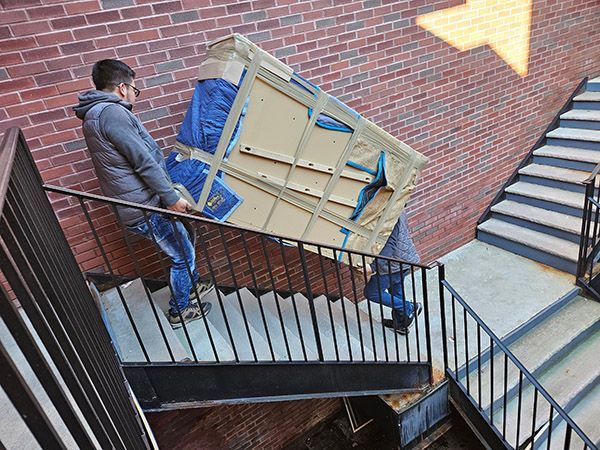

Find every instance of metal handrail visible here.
[44,184,437,271]
[45,182,436,371]
[0,128,19,215]
[440,279,596,449]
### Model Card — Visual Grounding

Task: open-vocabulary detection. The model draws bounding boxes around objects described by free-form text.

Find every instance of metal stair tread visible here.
[100,279,189,363]
[534,145,600,164]
[546,127,600,143]
[477,219,579,262]
[491,200,581,234]
[505,182,584,209]
[152,286,236,362]
[560,109,600,122]
[518,163,589,184]
[498,330,600,448]
[574,91,600,102]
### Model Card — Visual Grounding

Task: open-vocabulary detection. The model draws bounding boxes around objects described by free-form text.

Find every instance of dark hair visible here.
[92,59,136,91]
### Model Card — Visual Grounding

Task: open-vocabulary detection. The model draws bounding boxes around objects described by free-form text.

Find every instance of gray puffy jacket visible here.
[74,90,179,226]
[371,212,420,274]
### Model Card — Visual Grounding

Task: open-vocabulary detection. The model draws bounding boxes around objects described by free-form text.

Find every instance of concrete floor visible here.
[381,239,577,411]
[0,239,578,448]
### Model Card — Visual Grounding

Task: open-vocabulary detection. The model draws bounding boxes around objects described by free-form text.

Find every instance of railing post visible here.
[298,243,324,361]
[438,264,448,373]
[421,268,433,384]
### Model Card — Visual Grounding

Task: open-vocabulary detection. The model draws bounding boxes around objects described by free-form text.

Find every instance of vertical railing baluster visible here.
[421,268,433,384]
[374,257,389,362]
[515,372,523,447]
[259,235,292,361]
[490,336,494,424]
[564,424,572,450]
[411,265,421,363]
[451,294,458,373]
[477,324,482,409]
[502,354,509,439]
[531,388,539,447]
[220,229,261,362]
[317,247,339,361]
[299,243,324,361]
[438,266,448,373]
[332,249,354,361]
[277,237,309,361]
[240,230,279,361]
[347,252,366,362]
[361,255,377,361]
[463,308,470,394]
[197,228,240,362]
[387,260,401,362]
[547,405,554,450]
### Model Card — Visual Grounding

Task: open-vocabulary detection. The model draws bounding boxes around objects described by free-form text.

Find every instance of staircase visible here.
[100,278,430,365]
[477,77,600,274]
[457,292,600,448]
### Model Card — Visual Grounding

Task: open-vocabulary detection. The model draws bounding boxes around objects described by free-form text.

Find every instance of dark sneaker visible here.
[190,280,215,302]
[383,303,423,335]
[169,302,212,329]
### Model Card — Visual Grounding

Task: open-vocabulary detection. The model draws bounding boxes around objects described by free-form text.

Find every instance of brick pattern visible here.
[2,0,598,444]
[1,0,599,268]
[146,397,342,449]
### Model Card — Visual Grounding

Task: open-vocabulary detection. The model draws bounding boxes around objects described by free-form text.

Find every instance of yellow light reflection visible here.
[416,0,532,77]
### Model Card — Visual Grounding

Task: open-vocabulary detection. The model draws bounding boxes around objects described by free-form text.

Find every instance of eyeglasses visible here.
[122,83,140,98]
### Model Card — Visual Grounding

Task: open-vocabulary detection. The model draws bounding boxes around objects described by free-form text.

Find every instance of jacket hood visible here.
[73,90,132,120]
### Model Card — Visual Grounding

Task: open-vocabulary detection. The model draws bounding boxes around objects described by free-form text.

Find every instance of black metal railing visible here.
[439,266,597,450]
[576,164,600,301]
[0,128,153,449]
[44,183,437,377]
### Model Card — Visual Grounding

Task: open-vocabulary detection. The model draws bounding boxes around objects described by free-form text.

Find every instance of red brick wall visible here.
[2,0,599,267]
[2,0,598,446]
[146,397,341,449]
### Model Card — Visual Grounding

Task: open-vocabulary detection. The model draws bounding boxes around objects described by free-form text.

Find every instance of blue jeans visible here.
[364,271,414,320]
[129,213,199,315]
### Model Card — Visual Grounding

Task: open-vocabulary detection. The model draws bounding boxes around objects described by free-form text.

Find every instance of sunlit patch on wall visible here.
[416,0,533,77]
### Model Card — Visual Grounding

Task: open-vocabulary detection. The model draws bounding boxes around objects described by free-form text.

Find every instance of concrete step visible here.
[533,381,600,449]
[328,297,410,362]
[495,329,600,448]
[561,109,600,122]
[99,279,189,363]
[587,77,600,92]
[518,164,589,193]
[151,286,235,362]
[461,296,600,414]
[574,91,600,102]
[235,289,310,361]
[547,127,600,143]
[533,145,600,172]
[504,182,584,216]
[203,290,278,361]
[491,200,582,238]
[477,218,579,269]
[313,295,368,361]
[546,127,600,150]
[269,293,320,360]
